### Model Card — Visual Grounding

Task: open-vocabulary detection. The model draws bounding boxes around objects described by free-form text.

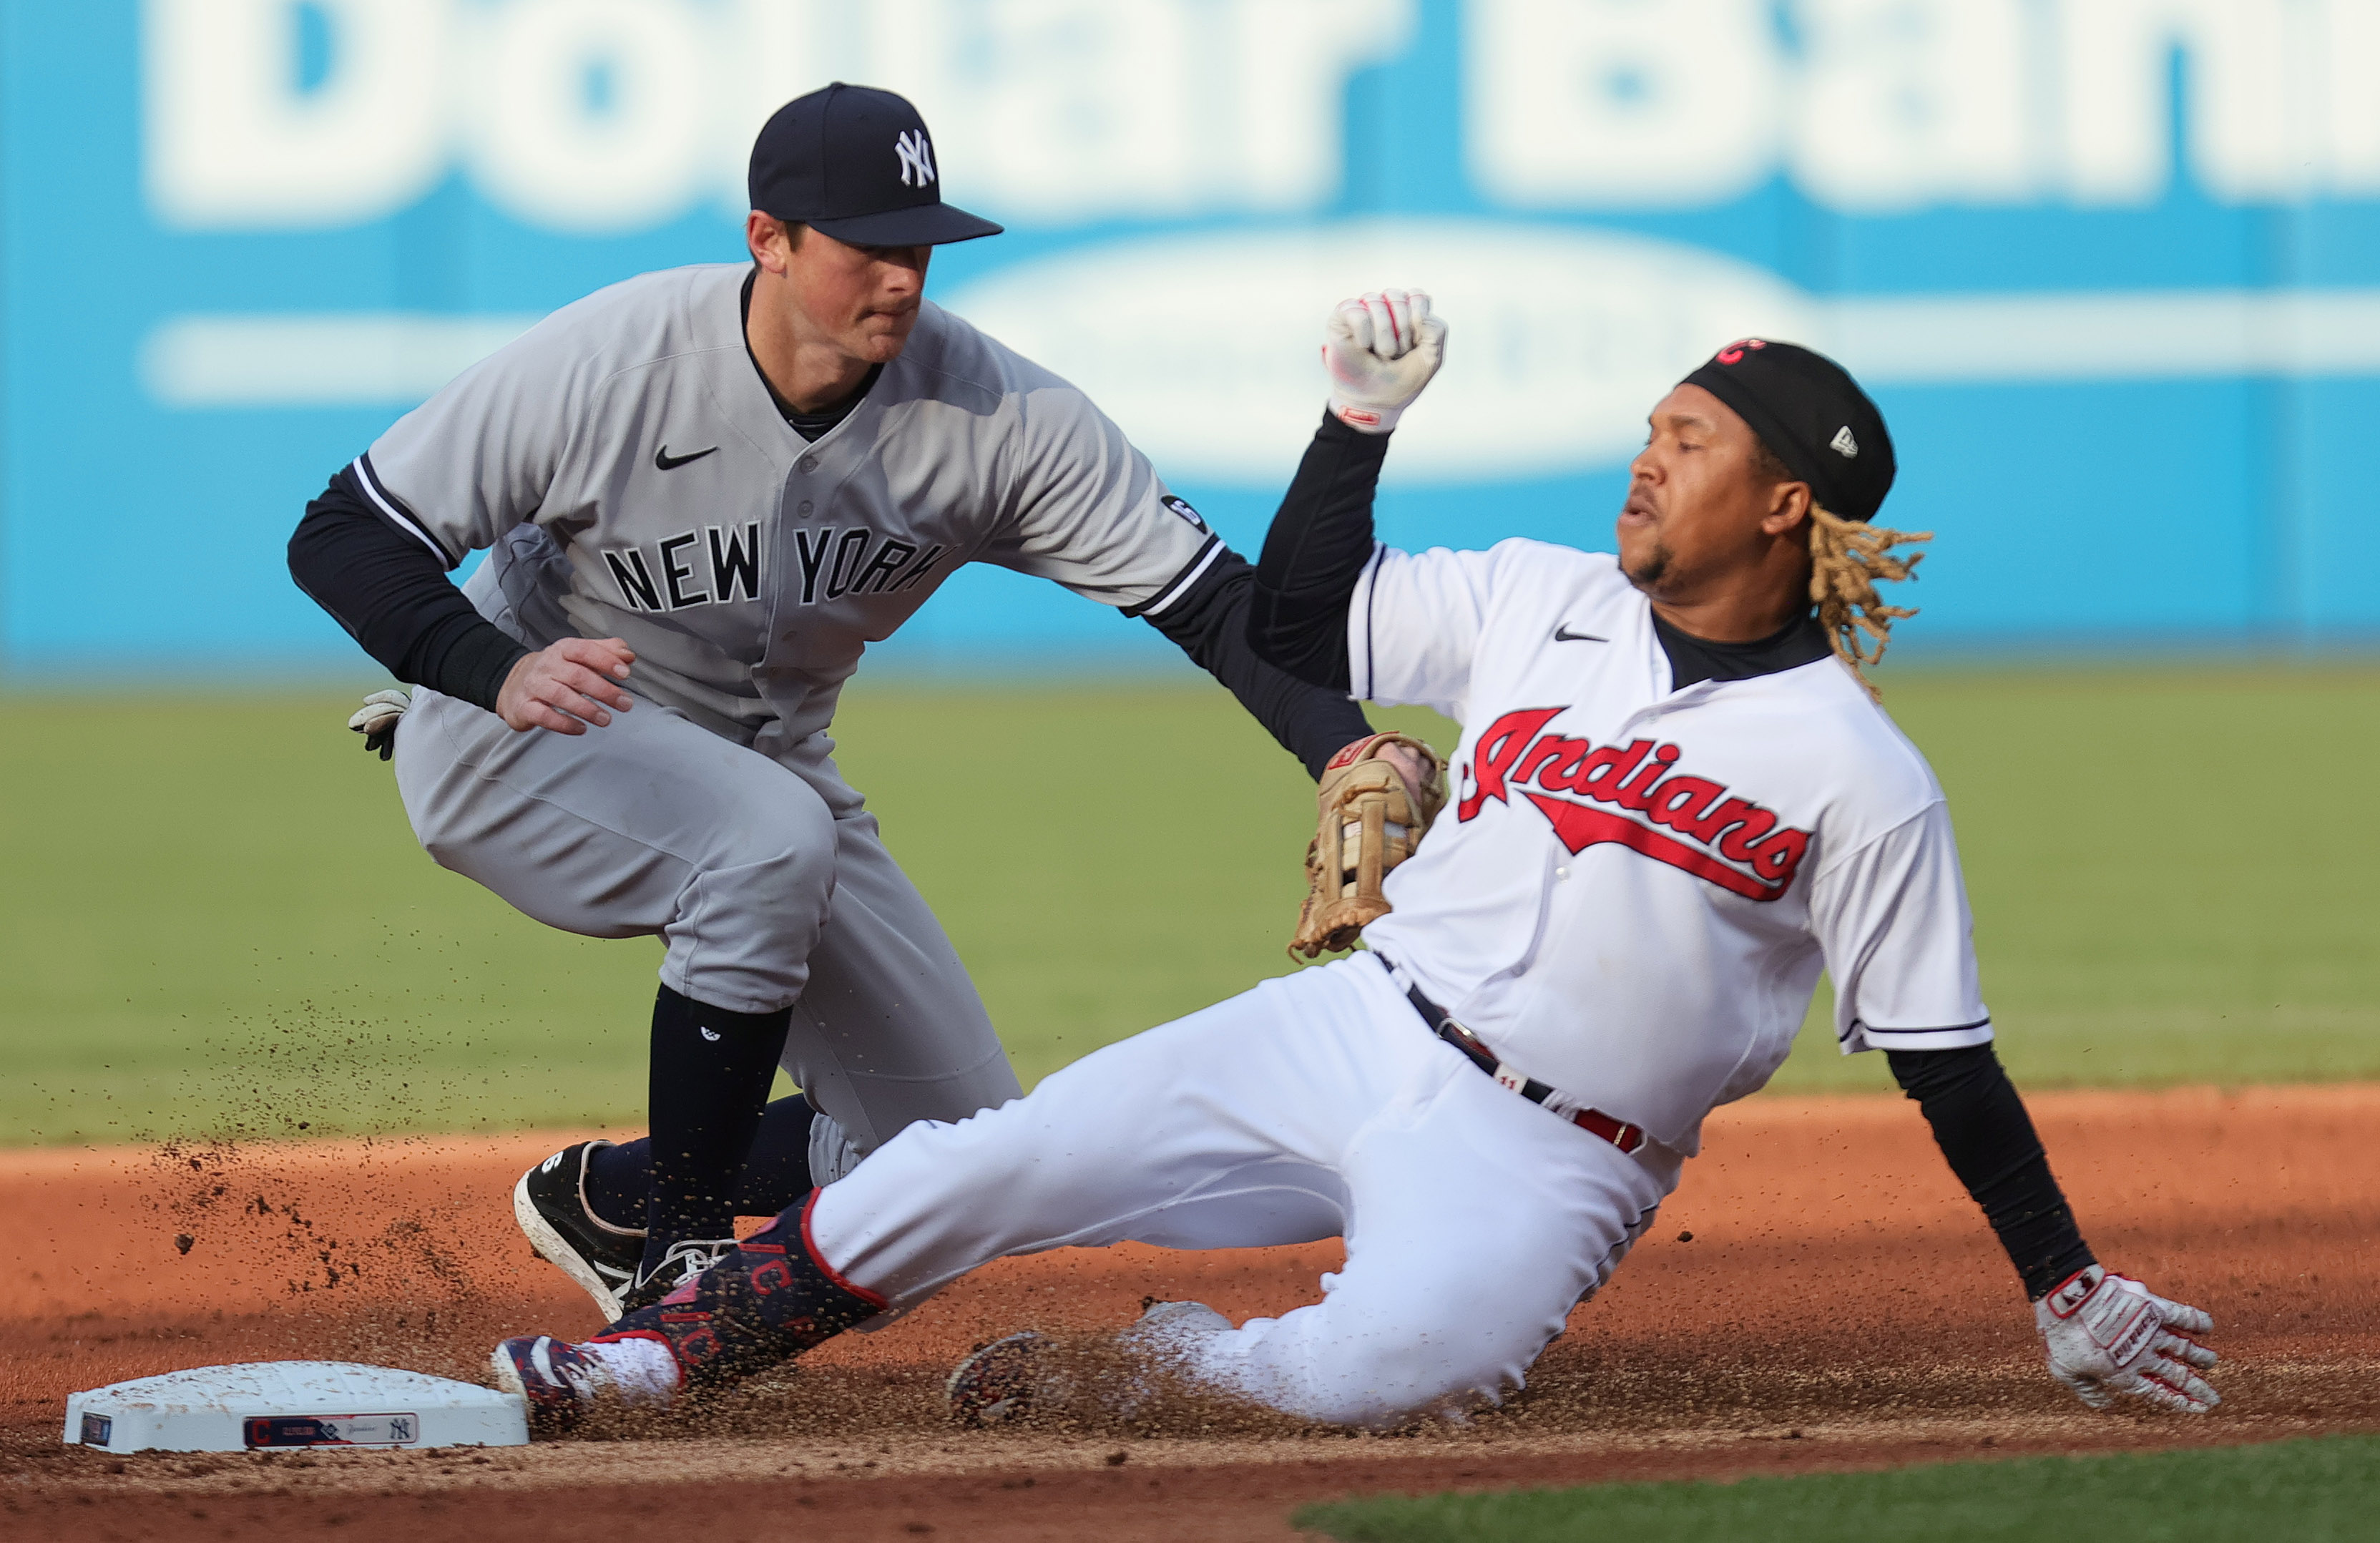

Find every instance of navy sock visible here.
[583,1092,819,1228]
[640,984,792,1278]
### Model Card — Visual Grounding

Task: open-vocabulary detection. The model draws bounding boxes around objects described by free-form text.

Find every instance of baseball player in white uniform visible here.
[488,295,2220,1431]
[288,84,1376,1317]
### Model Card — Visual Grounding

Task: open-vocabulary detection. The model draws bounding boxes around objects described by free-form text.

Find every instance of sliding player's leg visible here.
[491,959,1381,1423]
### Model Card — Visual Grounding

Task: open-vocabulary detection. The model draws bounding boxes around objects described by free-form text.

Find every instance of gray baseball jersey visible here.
[354,262,1219,747]
[361,262,1220,1157]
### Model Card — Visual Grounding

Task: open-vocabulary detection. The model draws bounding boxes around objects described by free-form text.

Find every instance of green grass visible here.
[4,662,2379,1145]
[1293,1434,2380,1542]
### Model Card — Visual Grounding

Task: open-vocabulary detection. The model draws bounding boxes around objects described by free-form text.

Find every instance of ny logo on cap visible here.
[895,129,936,187]
[1830,426,1859,457]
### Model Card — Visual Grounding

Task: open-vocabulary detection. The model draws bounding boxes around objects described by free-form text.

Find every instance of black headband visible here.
[1680,339,1895,522]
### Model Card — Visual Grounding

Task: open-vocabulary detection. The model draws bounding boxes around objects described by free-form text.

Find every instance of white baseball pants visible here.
[808,954,1682,1428]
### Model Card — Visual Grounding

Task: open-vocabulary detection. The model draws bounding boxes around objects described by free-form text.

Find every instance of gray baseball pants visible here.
[391,685,1022,1156]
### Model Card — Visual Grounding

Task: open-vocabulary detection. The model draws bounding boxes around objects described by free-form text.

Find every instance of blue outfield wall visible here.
[4,0,2379,679]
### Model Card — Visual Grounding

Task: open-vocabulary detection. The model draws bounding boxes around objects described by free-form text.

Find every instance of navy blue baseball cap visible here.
[749,83,1002,247]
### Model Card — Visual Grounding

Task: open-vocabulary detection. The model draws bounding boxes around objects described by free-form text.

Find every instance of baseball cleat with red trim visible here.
[489,1332,683,1434]
[491,1335,604,1431]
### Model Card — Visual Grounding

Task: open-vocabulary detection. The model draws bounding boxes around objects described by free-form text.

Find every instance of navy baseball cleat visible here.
[490,1335,605,1432]
[490,1333,682,1434]
[513,1141,644,1320]
[945,1331,1052,1426]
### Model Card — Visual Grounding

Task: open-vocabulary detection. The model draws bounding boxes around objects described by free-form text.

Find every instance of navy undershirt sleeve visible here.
[1140,548,1372,779]
[1248,410,1393,693]
[287,466,529,712]
[1888,1044,2097,1299]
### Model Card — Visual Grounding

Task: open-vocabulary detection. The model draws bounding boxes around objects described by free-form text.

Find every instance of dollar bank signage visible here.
[9,0,2380,668]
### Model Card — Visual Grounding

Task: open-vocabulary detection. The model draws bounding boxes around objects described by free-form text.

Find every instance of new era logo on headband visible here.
[1715,338,1768,366]
[1830,426,1859,458]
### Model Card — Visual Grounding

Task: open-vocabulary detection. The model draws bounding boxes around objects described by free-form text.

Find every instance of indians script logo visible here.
[1459,707,1812,902]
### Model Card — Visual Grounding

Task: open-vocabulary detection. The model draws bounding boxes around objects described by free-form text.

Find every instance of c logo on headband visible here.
[1715,338,1768,366]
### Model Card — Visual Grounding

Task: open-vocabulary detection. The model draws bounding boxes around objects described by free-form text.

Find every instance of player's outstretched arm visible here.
[1234,291,1451,953]
[1248,290,1446,692]
[1133,290,1445,778]
[1134,549,1373,778]
[1889,1045,2218,1412]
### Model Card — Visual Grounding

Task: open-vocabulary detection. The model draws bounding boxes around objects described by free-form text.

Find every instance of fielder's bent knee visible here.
[663,794,841,1014]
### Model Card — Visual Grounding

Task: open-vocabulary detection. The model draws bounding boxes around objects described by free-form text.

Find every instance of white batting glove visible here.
[2035,1265,2219,1414]
[1324,288,1446,434]
[348,688,411,761]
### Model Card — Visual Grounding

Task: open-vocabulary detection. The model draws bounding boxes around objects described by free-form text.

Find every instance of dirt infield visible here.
[6,1087,2377,1541]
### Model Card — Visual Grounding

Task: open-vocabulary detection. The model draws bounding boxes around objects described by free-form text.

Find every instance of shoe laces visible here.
[637,1237,733,1292]
[532,1338,599,1399]
[556,1356,599,1399]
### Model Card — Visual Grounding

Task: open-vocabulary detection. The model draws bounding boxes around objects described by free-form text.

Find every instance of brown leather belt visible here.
[1381,957,1647,1155]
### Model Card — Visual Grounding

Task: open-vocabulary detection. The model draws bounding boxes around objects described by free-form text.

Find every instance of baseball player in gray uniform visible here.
[288,84,1373,1317]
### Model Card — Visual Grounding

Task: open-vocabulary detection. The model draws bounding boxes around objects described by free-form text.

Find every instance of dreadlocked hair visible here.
[1745,439,1931,697]
[1806,504,1930,698]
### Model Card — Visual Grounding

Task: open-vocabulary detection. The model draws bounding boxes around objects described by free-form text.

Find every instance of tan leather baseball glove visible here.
[1290,732,1449,959]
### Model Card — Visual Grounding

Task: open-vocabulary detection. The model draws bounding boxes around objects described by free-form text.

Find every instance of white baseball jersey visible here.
[358,263,1217,746]
[1354,539,1992,1152]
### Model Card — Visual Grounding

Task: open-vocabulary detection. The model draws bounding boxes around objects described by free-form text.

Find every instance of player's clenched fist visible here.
[498,637,637,735]
[2035,1265,2219,1413]
[1324,288,1446,434]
